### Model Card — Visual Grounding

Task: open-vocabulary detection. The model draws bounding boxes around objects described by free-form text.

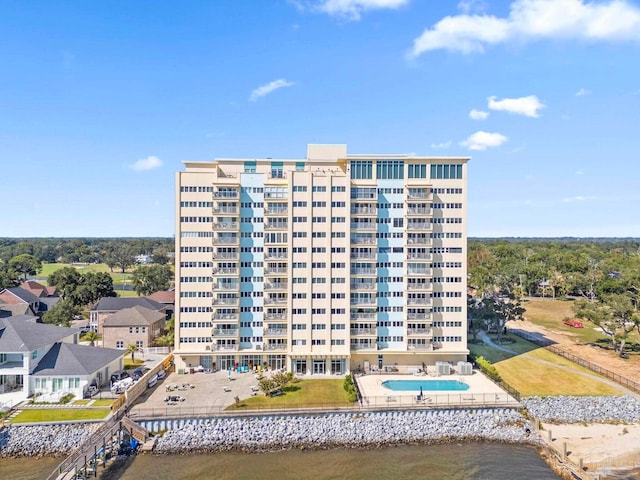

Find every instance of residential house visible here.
[146,289,175,318]
[102,305,166,351]
[0,315,124,408]
[0,282,60,319]
[90,297,167,335]
[19,280,60,313]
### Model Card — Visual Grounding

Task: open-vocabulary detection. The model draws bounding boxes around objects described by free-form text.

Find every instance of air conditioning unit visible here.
[205,346,211,351]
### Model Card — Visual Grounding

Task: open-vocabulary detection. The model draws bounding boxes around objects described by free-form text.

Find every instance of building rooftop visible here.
[0,316,77,352]
[32,342,124,376]
[102,305,165,327]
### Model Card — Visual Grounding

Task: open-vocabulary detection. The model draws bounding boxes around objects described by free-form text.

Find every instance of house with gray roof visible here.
[0,315,124,408]
[89,297,167,335]
[102,305,166,351]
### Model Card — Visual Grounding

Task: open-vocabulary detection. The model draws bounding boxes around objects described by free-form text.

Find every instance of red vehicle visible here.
[563,319,584,328]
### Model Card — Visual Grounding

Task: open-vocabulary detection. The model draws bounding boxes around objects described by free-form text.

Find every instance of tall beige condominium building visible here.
[174,144,469,374]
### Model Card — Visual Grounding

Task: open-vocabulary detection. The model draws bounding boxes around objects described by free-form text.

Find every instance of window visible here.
[52,378,63,392]
[408,163,427,178]
[68,377,80,389]
[244,161,257,173]
[32,350,38,359]
[312,186,327,192]
[430,164,463,179]
[332,186,346,192]
[295,162,305,171]
[376,160,404,179]
[116,340,124,349]
[136,340,144,349]
[350,160,373,179]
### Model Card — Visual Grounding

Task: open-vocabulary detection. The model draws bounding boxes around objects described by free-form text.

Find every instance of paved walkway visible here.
[479,331,640,398]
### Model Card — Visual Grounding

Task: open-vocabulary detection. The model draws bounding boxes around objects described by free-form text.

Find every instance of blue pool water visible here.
[382,380,470,392]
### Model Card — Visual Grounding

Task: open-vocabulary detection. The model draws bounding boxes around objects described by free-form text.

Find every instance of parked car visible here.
[131,367,151,380]
[110,370,130,384]
[157,369,166,380]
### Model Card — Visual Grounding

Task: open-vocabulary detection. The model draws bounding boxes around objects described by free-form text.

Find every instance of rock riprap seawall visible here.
[522,396,640,423]
[155,409,535,453]
[0,424,99,458]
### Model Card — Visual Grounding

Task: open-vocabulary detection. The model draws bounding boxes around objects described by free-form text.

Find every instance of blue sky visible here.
[1,0,639,238]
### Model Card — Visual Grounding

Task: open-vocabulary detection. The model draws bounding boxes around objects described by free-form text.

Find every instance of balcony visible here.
[407,191,429,200]
[213,252,238,260]
[212,298,239,306]
[213,222,239,230]
[266,207,288,215]
[407,328,433,337]
[264,311,287,320]
[264,266,287,275]
[212,267,238,275]
[350,206,377,216]
[265,297,288,305]
[264,328,288,337]
[407,298,430,305]
[407,343,434,351]
[407,282,431,291]
[213,207,238,215]
[407,268,431,276]
[213,190,239,199]
[211,312,239,321]
[350,282,375,290]
[407,207,432,216]
[264,282,288,290]
[212,328,239,337]
[350,222,376,231]
[351,236,376,245]
[265,343,288,351]
[407,252,431,260]
[350,297,376,306]
[213,283,239,291]
[350,343,375,351]
[264,252,287,260]
[407,222,431,231]
[350,328,376,336]
[264,222,288,230]
[350,268,376,276]
[350,252,376,260]
[213,236,239,245]
[213,344,238,351]
[350,312,376,321]
[407,313,430,321]
[407,237,429,245]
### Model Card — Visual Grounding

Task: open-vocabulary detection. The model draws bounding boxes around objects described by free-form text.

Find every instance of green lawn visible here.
[37,262,139,296]
[10,408,110,423]
[72,399,91,405]
[124,358,145,369]
[90,399,115,407]
[469,334,625,396]
[226,379,353,410]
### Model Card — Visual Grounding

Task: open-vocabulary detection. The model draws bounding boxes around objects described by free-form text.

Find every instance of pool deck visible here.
[356,370,520,409]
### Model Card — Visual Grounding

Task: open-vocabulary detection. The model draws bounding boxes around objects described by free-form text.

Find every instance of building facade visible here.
[174,144,469,375]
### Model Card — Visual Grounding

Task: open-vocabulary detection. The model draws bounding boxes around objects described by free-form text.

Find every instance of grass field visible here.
[469,335,624,396]
[522,299,607,343]
[10,408,110,423]
[226,379,353,410]
[90,399,115,407]
[37,262,139,296]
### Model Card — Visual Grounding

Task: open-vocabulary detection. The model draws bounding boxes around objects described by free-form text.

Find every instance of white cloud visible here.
[575,88,591,96]
[130,156,162,171]
[460,131,508,150]
[488,95,545,118]
[409,0,640,56]
[249,79,295,102]
[457,0,487,14]
[430,141,452,149]
[295,0,410,20]
[469,109,489,120]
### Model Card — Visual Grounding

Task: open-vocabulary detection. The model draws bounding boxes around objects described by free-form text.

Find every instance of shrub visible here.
[343,374,358,403]
[60,393,75,404]
[474,356,502,382]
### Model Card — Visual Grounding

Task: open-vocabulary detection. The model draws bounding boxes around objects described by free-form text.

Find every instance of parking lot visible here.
[128,369,262,417]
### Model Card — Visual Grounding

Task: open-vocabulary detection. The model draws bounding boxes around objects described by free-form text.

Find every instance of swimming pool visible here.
[381,379,470,392]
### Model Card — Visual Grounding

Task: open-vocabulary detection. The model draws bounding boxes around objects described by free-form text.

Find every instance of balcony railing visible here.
[265,222,288,230]
[407,283,431,290]
[407,238,429,245]
[266,207,288,215]
[407,207,432,216]
[407,344,433,351]
[350,223,376,230]
[212,268,238,275]
[350,298,376,305]
[350,252,376,260]
[407,298,430,305]
[350,313,376,321]
[407,328,432,336]
[350,283,375,290]
[213,252,238,260]
[212,298,239,306]
[265,297,287,305]
[350,268,376,275]
[350,328,376,336]
[213,222,239,230]
[213,207,238,215]
[407,313,430,321]
[264,312,287,320]
[213,191,239,198]
[264,328,288,337]
[212,329,239,337]
[407,192,429,200]
[265,283,288,290]
[213,237,239,244]
[213,344,238,351]
[265,343,287,351]
[350,207,377,215]
[407,223,431,230]
[265,253,287,260]
[211,313,239,321]
[213,283,239,291]
[351,237,376,245]
[407,252,431,259]
[350,343,375,351]
[264,267,287,274]
[407,268,429,276]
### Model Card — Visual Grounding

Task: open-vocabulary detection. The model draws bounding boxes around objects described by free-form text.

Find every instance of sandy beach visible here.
[542,422,640,471]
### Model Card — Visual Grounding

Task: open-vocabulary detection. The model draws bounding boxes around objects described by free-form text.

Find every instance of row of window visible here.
[181,201,214,207]
[180,262,214,268]
[181,216,213,223]
[181,186,213,192]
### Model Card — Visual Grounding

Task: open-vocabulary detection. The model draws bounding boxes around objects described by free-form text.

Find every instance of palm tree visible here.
[83,330,99,347]
[125,343,139,363]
